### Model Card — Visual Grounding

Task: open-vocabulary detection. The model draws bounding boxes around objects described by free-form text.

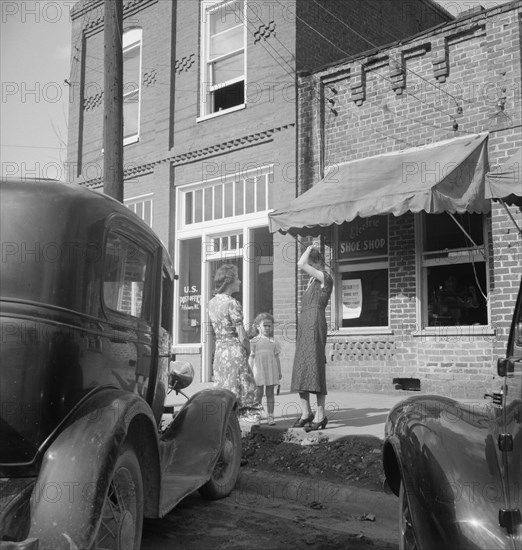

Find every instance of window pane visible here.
[214,185,223,219]
[341,270,388,328]
[194,189,203,223]
[256,177,266,211]
[245,177,255,213]
[252,227,273,318]
[178,238,202,344]
[123,46,140,88]
[212,52,244,85]
[424,213,484,252]
[204,187,213,221]
[123,93,139,138]
[210,25,243,59]
[427,264,487,326]
[210,1,243,35]
[144,200,152,226]
[103,233,149,319]
[234,179,244,215]
[224,182,233,217]
[185,192,193,224]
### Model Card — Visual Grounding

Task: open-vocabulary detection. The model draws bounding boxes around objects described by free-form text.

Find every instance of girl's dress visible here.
[291,270,333,395]
[250,335,281,386]
[208,293,259,412]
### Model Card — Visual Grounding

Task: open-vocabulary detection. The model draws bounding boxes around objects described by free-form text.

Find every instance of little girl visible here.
[249,313,282,425]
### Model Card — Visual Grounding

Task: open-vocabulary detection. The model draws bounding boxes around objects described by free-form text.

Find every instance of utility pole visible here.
[103,0,124,201]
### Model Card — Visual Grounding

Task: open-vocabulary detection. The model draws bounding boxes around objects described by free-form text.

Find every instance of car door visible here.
[101,223,155,400]
[500,282,522,547]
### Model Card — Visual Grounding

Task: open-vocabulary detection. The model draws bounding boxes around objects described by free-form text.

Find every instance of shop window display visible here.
[336,217,389,329]
[422,213,488,327]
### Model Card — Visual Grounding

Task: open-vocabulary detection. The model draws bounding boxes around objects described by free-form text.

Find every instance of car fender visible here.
[159,388,238,514]
[383,395,509,550]
[27,388,160,550]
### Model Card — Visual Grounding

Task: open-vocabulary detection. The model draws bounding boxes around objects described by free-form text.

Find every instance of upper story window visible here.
[123,28,142,145]
[201,0,245,117]
[420,213,488,328]
[126,194,153,227]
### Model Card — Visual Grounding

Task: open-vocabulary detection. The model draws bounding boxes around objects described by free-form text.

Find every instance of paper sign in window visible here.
[343,279,362,319]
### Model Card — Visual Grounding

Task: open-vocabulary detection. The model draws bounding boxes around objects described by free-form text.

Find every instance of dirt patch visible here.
[241,431,386,492]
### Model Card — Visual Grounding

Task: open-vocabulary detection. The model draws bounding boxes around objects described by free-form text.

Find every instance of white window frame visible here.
[125,193,153,227]
[414,212,493,337]
[177,165,273,230]
[199,0,247,120]
[123,28,143,145]
[175,167,272,381]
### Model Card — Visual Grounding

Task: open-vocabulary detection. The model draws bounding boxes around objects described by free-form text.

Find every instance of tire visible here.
[93,446,144,550]
[399,480,419,550]
[199,413,242,500]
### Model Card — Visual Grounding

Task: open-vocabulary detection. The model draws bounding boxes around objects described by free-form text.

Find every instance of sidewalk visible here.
[166,382,406,441]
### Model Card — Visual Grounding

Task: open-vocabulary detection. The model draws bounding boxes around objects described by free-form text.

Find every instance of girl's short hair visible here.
[214,264,238,294]
[249,312,274,338]
[254,312,274,326]
[309,247,325,267]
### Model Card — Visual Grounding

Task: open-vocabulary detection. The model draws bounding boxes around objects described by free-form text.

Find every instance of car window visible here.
[161,267,173,333]
[103,231,151,319]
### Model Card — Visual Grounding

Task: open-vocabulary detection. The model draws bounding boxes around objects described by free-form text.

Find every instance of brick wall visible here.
[297,2,522,398]
[296,0,452,73]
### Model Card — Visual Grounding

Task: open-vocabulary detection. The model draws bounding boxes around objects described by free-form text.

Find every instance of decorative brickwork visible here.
[253,21,276,44]
[174,54,195,75]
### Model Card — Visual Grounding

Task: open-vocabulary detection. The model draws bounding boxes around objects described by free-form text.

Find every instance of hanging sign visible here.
[338,216,387,260]
[342,279,362,319]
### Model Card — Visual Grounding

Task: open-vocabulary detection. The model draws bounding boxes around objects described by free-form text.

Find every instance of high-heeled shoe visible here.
[304,417,328,432]
[292,413,314,428]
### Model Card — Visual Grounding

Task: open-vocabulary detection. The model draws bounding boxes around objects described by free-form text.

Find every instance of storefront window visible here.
[251,226,273,319]
[422,213,488,327]
[336,217,389,328]
[178,238,202,343]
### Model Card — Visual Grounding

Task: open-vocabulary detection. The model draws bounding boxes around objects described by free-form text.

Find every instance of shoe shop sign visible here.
[338,216,388,260]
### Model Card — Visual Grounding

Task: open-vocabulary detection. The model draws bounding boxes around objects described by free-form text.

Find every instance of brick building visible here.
[270,1,522,397]
[66,0,450,382]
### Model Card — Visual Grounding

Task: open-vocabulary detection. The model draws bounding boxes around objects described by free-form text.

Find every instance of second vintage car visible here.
[383,277,522,549]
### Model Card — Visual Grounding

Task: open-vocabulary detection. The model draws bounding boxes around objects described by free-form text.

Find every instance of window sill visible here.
[329,327,394,337]
[196,103,246,122]
[172,344,201,354]
[124,135,140,146]
[412,326,496,338]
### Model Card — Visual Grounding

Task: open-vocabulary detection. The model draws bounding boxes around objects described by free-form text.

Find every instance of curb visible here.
[235,467,398,542]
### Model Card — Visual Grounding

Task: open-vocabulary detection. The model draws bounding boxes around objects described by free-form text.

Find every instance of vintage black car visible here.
[383,278,522,549]
[0,179,241,550]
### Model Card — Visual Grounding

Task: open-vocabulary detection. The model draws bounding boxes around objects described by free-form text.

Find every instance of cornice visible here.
[79,123,296,187]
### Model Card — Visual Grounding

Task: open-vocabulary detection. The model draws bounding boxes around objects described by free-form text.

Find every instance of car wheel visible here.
[199,413,242,500]
[399,480,419,550]
[93,446,144,550]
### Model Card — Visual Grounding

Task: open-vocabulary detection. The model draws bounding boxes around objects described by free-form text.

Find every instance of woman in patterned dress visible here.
[290,246,333,431]
[208,264,261,421]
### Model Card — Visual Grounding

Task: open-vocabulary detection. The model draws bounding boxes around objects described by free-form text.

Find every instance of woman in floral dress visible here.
[291,246,333,431]
[208,264,261,421]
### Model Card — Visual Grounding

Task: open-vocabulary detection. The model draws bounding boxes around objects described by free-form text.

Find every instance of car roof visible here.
[0,178,168,254]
